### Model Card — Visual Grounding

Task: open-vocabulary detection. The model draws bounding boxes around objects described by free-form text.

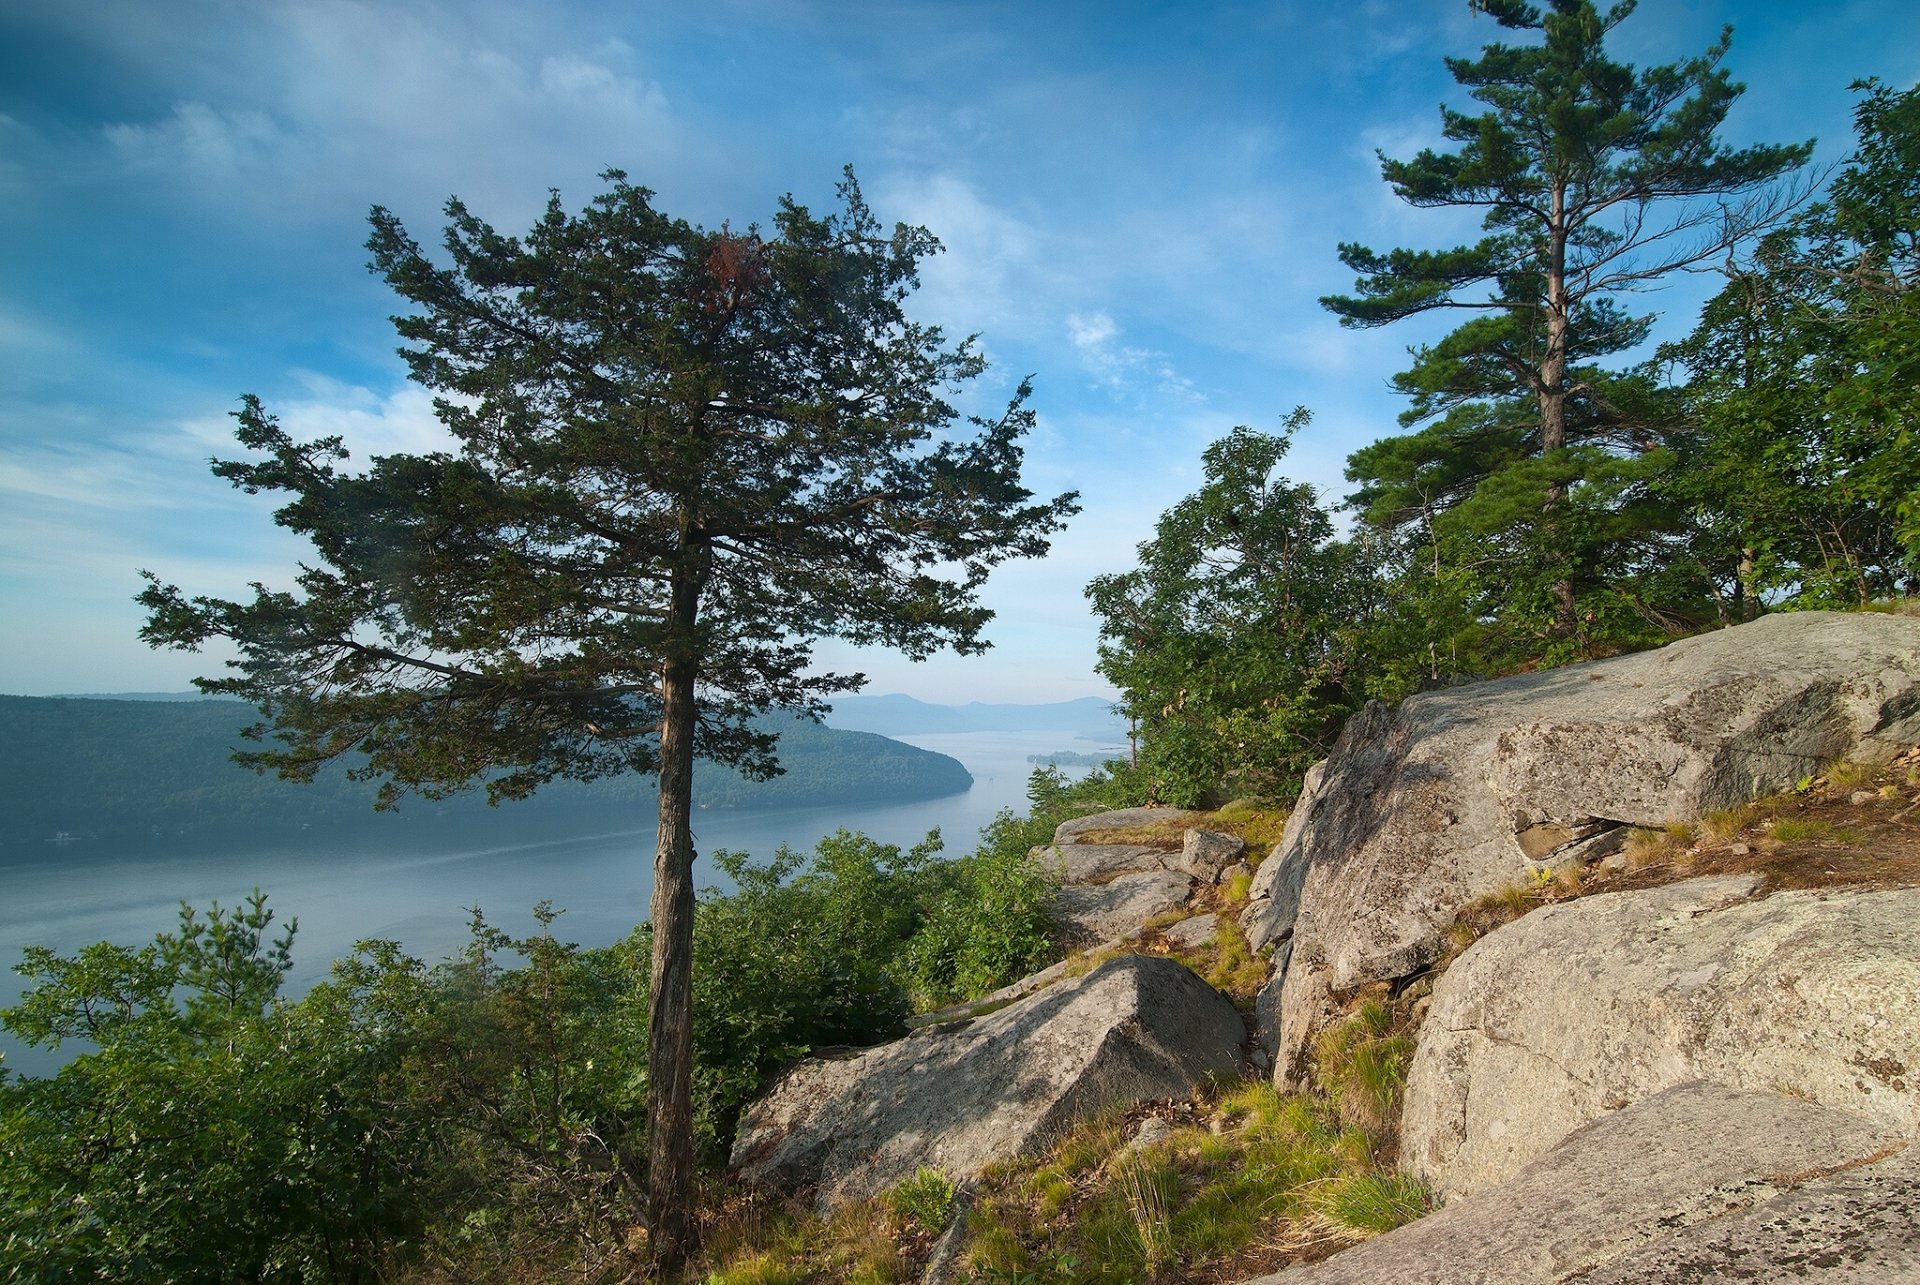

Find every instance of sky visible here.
[2,1,1916,706]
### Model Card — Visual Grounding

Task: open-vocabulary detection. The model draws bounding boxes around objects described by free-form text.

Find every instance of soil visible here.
[1591,746,1920,899]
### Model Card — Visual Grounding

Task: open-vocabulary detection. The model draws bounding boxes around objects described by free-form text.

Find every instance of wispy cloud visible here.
[1064,311,1200,404]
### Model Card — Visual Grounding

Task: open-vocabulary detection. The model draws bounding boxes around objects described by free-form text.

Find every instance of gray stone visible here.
[1239,612,1920,1082]
[1183,828,1246,881]
[1401,877,1920,1201]
[1162,912,1219,951]
[730,955,1245,1208]
[1240,1083,1904,1285]
[1052,870,1193,944]
[1567,1147,1920,1284]
[1031,842,1176,884]
[1053,808,1202,845]
[1127,1116,1175,1151]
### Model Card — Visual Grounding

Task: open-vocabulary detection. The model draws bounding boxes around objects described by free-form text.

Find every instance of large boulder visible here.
[730,955,1245,1208]
[1241,1082,1909,1285]
[1035,841,1180,884]
[1401,876,1920,1201]
[1240,612,1920,1080]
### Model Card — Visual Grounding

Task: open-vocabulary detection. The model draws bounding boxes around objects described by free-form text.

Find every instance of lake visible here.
[0,730,1123,1077]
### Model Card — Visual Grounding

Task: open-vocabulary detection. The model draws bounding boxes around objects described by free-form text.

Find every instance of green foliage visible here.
[1327,0,1811,659]
[888,1168,958,1233]
[1312,1001,1416,1138]
[1305,1172,1430,1239]
[900,810,1058,1008]
[1086,415,1370,807]
[0,894,437,1283]
[1659,78,1920,612]
[0,804,1067,1281]
[682,830,944,1151]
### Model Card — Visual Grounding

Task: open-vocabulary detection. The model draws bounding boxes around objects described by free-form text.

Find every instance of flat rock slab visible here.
[1053,808,1202,845]
[1402,877,1920,1201]
[1034,842,1177,884]
[1239,612,1920,1082]
[1567,1147,1920,1283]
[1241,1083,1904,1285]
[1053,870,1193,943]
[730,954,1245,1208]
[1163,912,1220,950]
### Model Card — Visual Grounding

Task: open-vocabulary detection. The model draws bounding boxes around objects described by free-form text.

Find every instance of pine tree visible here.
[1326,0,1810,655]
[138,170,1077,1268]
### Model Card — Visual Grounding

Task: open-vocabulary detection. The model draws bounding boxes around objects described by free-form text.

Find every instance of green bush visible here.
[0,807,1070,1279]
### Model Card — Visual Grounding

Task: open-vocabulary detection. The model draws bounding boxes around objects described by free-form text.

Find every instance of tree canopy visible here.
[1086,413,1368,806]
[1660,78,1920,614]
[138,169,1077,1265]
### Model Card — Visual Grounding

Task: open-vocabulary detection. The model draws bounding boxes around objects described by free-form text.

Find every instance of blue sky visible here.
[3,1,1915,704]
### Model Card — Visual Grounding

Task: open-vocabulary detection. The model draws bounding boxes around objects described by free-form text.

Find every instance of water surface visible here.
[0,730,1121,1076]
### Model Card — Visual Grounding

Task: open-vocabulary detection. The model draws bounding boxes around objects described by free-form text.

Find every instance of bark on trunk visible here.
[1542,184,1577,639]
[645,571,700,1272]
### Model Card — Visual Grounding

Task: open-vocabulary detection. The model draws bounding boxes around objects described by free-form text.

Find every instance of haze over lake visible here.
[1,711,1125,1078]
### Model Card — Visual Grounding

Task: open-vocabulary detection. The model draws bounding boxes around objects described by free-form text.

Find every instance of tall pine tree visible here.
[1326,0,1809,659]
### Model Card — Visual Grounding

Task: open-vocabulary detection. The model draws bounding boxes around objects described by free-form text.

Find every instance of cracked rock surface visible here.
[730,954,1244,1208]
[1401,876,1920,1200]
[1240,1083,1907,1285]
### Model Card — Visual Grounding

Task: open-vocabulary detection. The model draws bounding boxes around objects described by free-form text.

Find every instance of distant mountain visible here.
[0,696,971,852]
[51,691,240,702]
[822,694,1126,739]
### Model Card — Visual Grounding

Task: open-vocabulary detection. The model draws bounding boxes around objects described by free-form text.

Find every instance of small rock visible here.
[1182,828,1246,881]
[1219,860,1252,887]
[1162,912,1219,950]
[1127,1117,1175,1151]
[1053,871,1193,943]
[1728,841,1751,855]
[1851,789,1878,806]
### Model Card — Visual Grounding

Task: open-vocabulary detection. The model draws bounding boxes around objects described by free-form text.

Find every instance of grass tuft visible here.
[1302,1172,1430,1240]
[888,1167,956,1234]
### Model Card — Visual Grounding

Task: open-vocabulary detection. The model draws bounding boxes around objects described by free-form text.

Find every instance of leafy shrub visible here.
[899,810,1057,1008]
[889,1167,958,1232]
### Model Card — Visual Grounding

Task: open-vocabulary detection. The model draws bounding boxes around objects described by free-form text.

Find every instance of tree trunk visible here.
[645,571,701,1273]
[1542,184,1577,639]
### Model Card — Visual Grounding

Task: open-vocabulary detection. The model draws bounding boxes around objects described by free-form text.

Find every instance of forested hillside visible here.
[0,696,972,851]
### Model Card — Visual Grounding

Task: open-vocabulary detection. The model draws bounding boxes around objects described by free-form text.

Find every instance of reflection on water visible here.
[0,730,1124,1077]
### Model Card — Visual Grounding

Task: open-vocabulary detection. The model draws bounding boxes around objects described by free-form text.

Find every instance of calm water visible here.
[0,730,1122,1077]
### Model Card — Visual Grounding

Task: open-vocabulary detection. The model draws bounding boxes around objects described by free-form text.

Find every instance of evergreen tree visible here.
[1326,0,1810,657]
[137,170,1076,1268]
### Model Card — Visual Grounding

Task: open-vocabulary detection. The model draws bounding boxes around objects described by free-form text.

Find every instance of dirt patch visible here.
[1599,748,1920,898]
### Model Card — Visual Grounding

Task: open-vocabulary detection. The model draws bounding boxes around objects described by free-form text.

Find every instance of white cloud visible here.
[873,171,1040,336]
[1066,311,1116,349]
[1061,312,1201,405]
[104,101,289,175]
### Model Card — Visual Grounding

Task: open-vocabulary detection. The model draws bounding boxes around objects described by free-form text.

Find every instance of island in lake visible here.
[0,695,973,852]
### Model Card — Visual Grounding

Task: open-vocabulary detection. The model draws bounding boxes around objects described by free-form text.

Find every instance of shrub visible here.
[889,1168,958,1233]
